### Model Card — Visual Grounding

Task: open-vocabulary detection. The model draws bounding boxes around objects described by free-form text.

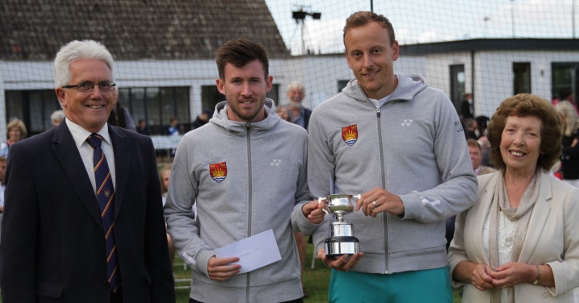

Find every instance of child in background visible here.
[160,166,176,264]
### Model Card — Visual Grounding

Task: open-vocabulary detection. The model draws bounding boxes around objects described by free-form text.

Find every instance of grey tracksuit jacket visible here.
[308,74,478,275]
[165,99,317,303]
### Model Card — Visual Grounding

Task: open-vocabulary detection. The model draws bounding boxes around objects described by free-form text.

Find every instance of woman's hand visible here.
[471,263,496,291]
[489,262,535,288]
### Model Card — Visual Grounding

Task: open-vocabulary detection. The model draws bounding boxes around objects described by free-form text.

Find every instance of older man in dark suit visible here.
[0,40,175,303]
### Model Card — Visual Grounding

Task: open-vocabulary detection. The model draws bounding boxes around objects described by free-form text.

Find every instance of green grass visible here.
[302,244,331,302]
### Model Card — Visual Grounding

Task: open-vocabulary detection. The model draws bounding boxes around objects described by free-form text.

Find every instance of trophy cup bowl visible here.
[318,194,360,256]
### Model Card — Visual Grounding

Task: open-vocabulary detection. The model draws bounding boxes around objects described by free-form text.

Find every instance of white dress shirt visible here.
[65,119,116,194]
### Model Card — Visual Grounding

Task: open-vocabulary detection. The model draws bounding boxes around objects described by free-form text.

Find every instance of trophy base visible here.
[325,236,359,256]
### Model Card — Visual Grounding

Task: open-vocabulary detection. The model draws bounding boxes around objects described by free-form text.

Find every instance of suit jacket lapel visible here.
[108,126,131,219]
[51,123,103,230]
[518,172,552,263]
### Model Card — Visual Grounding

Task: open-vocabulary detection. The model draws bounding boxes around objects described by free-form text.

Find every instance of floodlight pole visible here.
[291,8,322,55]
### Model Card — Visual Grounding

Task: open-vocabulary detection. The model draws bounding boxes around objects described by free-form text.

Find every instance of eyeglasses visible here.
[62,81,116,93]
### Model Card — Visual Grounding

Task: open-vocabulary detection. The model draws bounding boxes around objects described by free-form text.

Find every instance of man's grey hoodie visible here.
[308,74,477,274]
[165,99,316,302]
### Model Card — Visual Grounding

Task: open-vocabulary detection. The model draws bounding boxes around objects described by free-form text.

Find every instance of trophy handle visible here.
[318,197,331,215]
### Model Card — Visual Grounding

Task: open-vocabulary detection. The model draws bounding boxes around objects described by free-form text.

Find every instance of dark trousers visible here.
[190,297,303,303]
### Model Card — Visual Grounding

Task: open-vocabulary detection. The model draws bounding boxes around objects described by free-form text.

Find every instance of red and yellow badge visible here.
[209,162,227,183]
[342,124,358,146]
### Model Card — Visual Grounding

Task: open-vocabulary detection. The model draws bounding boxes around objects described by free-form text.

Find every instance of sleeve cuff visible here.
[196,249,216,277]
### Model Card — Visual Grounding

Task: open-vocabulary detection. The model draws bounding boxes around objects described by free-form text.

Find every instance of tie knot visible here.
[87,134,103,148]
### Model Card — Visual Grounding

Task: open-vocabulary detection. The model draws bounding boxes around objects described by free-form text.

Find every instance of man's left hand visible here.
[355,187,405,217]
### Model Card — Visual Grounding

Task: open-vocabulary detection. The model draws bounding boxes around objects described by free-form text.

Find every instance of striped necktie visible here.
[87,134,120,291]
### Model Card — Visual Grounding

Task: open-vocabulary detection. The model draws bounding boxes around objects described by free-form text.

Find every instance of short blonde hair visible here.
[7,119,27,139]
[554,101,579,137]
[343,11,395,48]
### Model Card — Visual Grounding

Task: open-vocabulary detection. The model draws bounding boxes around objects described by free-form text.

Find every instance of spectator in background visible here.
[274,104,293,122]
[191,108,213,130]
[160,166,176,265]
[0,118,27,159]
[467,138,496,176]
[0,156,5,210]
[51,109,65,127]
[136,119,151,135]
[287,82,312,130]
[0,156,5,205]
[554,100,579,188]
[476,115,493,167]
[0,156,5,243]
[460,92,474,119]
[475,115,490,138]
[108,89,137,132]
[167,117,180,136]
[463,117,479,139]
[160,166,171,206]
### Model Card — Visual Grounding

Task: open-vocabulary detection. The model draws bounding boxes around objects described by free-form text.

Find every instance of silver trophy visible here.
[318,194,360,256]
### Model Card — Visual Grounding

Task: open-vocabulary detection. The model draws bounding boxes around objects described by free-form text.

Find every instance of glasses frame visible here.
[62,81,116,93]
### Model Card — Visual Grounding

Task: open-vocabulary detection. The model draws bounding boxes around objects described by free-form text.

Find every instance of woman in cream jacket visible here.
[448,94,579,303]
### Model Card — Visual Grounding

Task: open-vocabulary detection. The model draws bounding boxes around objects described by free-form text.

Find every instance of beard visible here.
[289,101,302,110]
[227,98,265,122]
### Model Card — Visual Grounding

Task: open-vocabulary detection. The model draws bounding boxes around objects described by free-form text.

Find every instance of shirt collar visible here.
[65,118,111,148]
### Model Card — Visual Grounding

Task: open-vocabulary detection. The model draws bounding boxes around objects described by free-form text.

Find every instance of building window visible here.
[337,80,349,92]
[119,86,190,135]
[513,62,531,95]
[201,85,225,112]
[552,63,578,104]
[450,64,465,113]
[268,84,279,104]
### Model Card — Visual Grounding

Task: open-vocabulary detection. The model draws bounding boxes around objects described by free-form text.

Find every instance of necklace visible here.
[500,209,518,251]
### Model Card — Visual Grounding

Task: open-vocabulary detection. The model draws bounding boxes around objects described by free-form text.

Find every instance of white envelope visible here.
[215,229,282,273]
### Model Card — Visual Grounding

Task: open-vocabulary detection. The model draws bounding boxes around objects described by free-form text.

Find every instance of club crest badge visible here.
[209,162,227,183]
[342,124,358,146]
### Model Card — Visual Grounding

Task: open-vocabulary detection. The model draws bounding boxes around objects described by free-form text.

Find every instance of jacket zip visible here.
[245,122,252,303]
[376,107,390,274]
